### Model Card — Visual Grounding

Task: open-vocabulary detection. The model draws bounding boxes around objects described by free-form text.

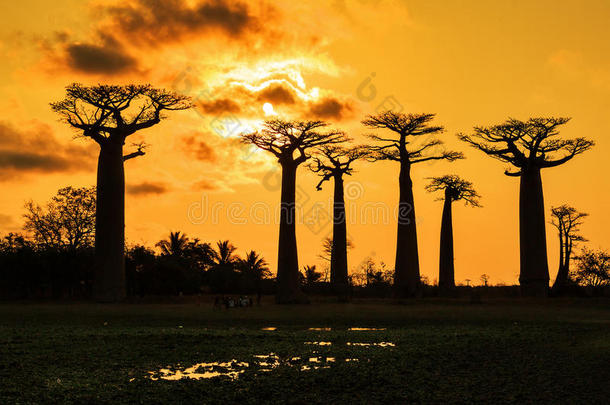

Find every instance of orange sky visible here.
[1,0,609,285]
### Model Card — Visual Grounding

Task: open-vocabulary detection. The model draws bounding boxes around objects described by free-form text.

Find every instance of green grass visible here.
[1,298,609,404]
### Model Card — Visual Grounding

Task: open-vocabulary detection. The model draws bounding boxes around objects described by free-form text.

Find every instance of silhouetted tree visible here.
[302,265,323,286]
[51,84,190,302]
[237,250,270,304]
[571,248,610,288]
[309,145,368,294]
[425,175,480,294]
[480,274,490,287]
[241,120,346,303]
[459,117,594,296]
[550,205,588,293]
[24,186,96,251]
[208,240,238,293]
[156,231,190,257]
[363,112,463,297]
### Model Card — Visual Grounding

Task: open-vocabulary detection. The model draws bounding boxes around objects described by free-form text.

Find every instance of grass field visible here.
[1,298,609,404]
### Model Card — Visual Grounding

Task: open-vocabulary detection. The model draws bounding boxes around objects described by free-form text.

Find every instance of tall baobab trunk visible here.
[330,175,349,294]
[553,235,571,292]
[438,189,455,292]
[394,161,420,297]
[93,140,126,302]
[276,162,307,303]
[519,167,549,296]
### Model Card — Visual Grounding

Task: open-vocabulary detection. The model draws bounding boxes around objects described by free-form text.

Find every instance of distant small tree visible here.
[480,274,490,286]
[571,248,610,288]
[425,175,480,294]
[24,186,96,251]
[459,117,594,296]
[51,83,190,302]
[302,265,323,286]
[156,231,190,257]
[464,279,471,287]
[241,119,346,303]
[550,205,588,293]
[363,112,463,297]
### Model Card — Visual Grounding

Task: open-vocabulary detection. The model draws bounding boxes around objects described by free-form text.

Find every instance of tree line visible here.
[1,83,607,302]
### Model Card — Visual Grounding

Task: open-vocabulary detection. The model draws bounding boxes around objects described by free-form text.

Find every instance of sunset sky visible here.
[1,0,609,285]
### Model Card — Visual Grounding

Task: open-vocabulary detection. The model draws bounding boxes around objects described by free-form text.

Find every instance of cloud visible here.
[0,121,96,181]
[192,178,221,191]
[256,83,297,105]
[126,181,169,196]
[308,97,353,120]
[105,0,261,45]
[198,98,241,115]
[65,41,137,74]
[183,135,217,161]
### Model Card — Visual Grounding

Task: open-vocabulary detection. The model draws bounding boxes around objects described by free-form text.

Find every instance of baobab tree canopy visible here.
[425,175,481,207]
[241,119,346,165]
[309,144,369,190]
[51,83,191,152]
[458,117,594,175]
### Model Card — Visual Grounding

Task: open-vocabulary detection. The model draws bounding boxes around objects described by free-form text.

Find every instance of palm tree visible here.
[237,250,270,304]
[212,240,238,266]
[156,231,189,257]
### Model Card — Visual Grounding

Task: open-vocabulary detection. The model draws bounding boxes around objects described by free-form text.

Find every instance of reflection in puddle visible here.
[150,360,249,381]
[347,342,396,347]
[261,327,277,331]
[149,354,357,381]
[348,327,387,331]
[304,341,332,346]
[308,327,332,331]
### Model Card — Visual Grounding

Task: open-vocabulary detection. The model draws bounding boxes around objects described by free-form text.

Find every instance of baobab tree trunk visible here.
[519,167,549,297]
[93,140,126,302]
[438,190,455,293]
[330,175,349,296]
[553,236,572,293]
[276,162,308,304]
[394,162,420,297]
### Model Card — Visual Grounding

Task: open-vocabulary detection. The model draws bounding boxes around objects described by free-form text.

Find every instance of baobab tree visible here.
[362,112,463,297]
[459,117,594,296]
[51,83,190,302]
[550,205,588,293]
[425,175,480,294]
[309,144,369,295]
[241,119,346,303]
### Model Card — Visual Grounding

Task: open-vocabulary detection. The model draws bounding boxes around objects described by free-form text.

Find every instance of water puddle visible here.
[261,327,277,331]
[308,327,332,331]
[304,341,332,346]
[348,327,387,331]
[149,354,351,381]
[347,342,396,347]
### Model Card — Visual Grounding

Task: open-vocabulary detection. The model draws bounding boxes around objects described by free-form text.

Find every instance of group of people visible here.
[213,295,254,309]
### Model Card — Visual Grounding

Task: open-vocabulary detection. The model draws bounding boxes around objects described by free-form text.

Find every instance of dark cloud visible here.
[0,122,95,181]
[65,42,137,74]
[308,97,353,120]
[256,84,297,105]
[105,0,259,45]
[192,178,220,191]
[126,182,168,196]
[183,135,217,162]
[198,98,241,115]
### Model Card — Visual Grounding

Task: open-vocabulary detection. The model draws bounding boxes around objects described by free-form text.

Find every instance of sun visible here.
[262,102,276,116]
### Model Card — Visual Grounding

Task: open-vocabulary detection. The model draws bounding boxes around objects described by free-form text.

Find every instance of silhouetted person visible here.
[459,117,594,296]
